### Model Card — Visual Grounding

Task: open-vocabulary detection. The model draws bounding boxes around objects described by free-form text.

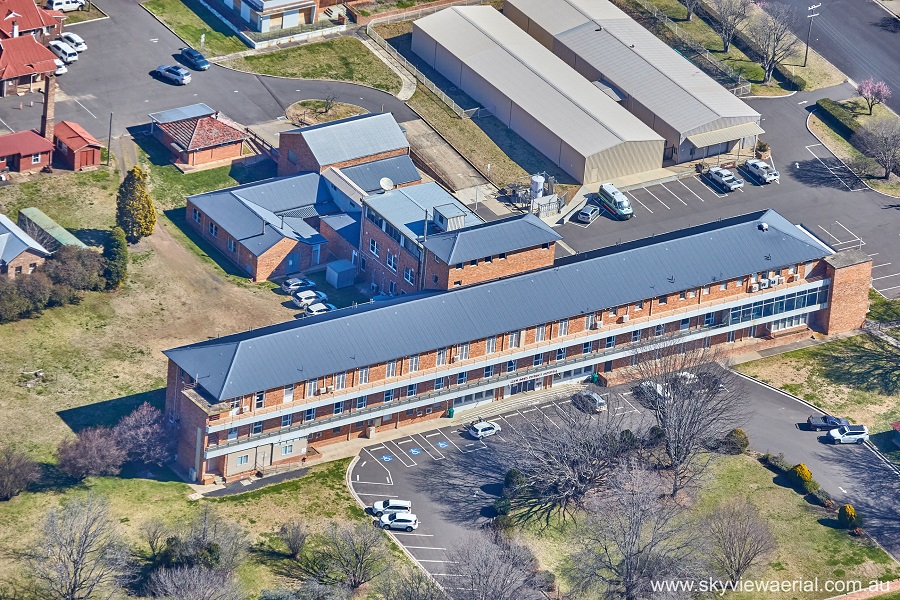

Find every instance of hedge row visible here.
[816,98,861,138]
[774,64,807,91]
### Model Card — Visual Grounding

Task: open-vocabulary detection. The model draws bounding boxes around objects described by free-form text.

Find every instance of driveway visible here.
[558,85,900,298]
[0,0,415,139]
[349,377,900,582]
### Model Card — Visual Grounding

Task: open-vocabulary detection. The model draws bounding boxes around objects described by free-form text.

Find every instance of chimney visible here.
[11,21,18,37]
[40,76,55,141]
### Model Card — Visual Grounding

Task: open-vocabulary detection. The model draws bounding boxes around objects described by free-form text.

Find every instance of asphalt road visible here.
[0,0,414,139]
[559,84,900,298]
[349,378,900,582]
[781,0,900,113]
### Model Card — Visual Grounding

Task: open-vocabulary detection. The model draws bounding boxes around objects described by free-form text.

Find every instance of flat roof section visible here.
[149,103,216,125]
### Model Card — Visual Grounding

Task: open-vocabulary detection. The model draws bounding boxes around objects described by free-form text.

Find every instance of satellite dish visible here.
[379,177,395,192]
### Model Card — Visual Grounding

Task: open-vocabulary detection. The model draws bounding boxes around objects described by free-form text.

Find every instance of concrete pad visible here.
[403,119,486,192]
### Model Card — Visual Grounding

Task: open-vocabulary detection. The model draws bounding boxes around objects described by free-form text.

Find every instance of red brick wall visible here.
[318,218,359,264]
[278,129,409,177]
[8,150,51,173]
[187,142,244,166]
[165,361,214,482]
[820,254,872,334]
[425,243,556,290]
[0,249,45,278]
[360,218,419,295]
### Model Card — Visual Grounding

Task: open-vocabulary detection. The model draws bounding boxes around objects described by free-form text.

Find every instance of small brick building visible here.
[0,129,53,172]
[53,121,102,171]
[0,0,66,43]
[0,212,50,278]
[150,103,246,166]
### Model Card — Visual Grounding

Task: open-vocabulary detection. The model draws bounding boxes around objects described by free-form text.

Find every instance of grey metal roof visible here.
[148,103,215,124]
[320,213,361,247]
[423,213,562,264]
[339,154,420,193]
[507,0,760,137]
[0,213,50,265]
[17,207,87,250]
[164,209,832,401]
[285,113,409,167]
[364,182,482,242]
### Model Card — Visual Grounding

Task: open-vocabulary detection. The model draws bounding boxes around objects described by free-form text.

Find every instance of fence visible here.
[366,0,488,119]
[627,0,751,96]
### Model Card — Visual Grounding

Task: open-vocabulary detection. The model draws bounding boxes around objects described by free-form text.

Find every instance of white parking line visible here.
[871,273,900,281]
[405,546,447,550]
[642,186,670,210]
[659,183,688,205]
[393,532,434,536]
[412,432,445,460]
[677,179,705,202]
[626,190,654,214]
[361,448,394,485]
[355,492,398,497]
[694,176,727,198]
[875,284,900,292]
[395,438,413,445]
[386,440,417,467]
[873,263,892,269]
[817,225,843,243]
[417,559,456,563]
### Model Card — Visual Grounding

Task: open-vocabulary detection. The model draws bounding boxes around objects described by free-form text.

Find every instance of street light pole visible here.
[804,4,821,68]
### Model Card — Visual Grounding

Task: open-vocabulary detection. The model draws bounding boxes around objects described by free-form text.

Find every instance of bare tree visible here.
[448,532,543,600]
[28,495,132,600]
[857,78,892,115]
[681,0,701,21]
[148,566,243,600]
[57,427,126,480]
[749,3,799,83]
[567,461,700,600]
[142,519,169,562]
[709,0,752,52]
[114,402,172,466]
[299,522,388,589]
[504,403,640,516]
[291,581,352,600]
[322,92,339,115]
[374,567,446,600]
[278,521,309,560]
[854,117,900,179]
[628,342,746,496]
[159,505,248,572]
[0,446,41,500]
[705,501,775,585]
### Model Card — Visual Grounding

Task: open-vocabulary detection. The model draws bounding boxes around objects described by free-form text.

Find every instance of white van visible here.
[48,40,78,64]
[47,0,85,11]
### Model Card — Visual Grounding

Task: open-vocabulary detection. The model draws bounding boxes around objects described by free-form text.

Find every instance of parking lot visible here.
[348,375,900,578]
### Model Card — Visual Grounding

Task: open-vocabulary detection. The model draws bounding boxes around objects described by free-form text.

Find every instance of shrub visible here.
[763,452,791,472]
[534,570,557,592]
[790,463,813,486]
[116,166,156,243]
[811,487,832,507]
[803,479,820,494]
[838,504,857,528]
[646,425,666,447]
[15,272,53,315]
[756,140,769,152]
[774,64,807,91]
[850,526,864,537]
[41,246,105,291]
[816,98,861,138]
[0,446,41,500]
[0,278,30,323]
[102,226,128,290]
[504,468,526,497]
[721,428,750,454]
[113,402,171,465]
[57,427,126,480]
[493,498,511,516]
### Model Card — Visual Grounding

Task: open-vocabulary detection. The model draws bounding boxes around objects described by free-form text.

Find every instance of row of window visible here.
[194,208,239,253]
[454,253,509,269]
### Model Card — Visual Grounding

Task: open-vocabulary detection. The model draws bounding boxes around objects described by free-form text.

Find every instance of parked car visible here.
[577,204,601,224]
[371,499,412,517]
[58,32,86,52]
[292,290,327,309]
[154,65,191,85]
[807,414,850,431]
[47,0,84,12]
[572,390,608,414]
[633,380,665,404]
[305,302,336,316]
[827,425,869,444]
[48,40,78,64]
[469,420,501,439]
[745,158,779,183]
[281,277,316,294]
[53,59,67,76]
[708,167,744,191]
[378,512,418,532]
[179,47,210,71]
[597,183,634,220]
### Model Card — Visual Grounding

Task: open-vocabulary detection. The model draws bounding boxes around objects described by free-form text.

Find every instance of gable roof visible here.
[53,121,102,152]
[282,113,409,167]
[338,154,420,193]
[157,115,245,152]
[164,209,832,401]
[364,182,482,243]
[0,129,53,156]
[0,35,57,80]
[17,207,87,250]
[0,212,50,264]
[0,0,64,37]
[423,213,562,264]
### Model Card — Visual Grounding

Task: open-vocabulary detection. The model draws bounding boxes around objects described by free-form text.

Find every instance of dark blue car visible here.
[807,414,850,431]
[179,47,210,71]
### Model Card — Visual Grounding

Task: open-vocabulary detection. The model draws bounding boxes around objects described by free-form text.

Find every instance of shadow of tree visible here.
[71,227,111,248]
[873,16,900,33]
[56,388,165,433]
[787,158,856,190]
[808,335,900,395]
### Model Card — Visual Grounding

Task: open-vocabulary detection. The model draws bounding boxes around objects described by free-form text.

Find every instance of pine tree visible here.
[103,226,128,290]
[116,166,156,242]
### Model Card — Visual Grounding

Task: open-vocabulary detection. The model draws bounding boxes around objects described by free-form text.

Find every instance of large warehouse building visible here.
[411,6,665,184]
[504,0,763,163]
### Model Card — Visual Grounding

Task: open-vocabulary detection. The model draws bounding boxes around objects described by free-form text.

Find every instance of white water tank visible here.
[531,174,545,199]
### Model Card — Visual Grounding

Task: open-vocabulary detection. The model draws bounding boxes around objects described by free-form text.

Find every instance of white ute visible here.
[745,159,779,183]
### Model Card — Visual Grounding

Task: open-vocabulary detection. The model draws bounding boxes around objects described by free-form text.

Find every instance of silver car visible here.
[378,512,418,531]
[292,290,327,309]
[155,65,191,85]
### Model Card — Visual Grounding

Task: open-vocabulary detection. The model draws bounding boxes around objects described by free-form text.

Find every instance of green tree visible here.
[102,226,128,289]
[116,166,156,242]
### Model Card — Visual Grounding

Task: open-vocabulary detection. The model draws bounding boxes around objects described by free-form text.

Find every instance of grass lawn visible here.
[286,100,367,126]
[224,37,402,94]
[870,289,900,323]
[64,3,108,24]
[735,330,900,465]
[142,0,247,57]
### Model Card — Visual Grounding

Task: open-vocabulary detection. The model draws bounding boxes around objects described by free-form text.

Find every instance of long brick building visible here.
[164,210,871,483]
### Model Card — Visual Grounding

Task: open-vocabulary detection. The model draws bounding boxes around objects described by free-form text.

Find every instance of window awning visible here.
[686,122,765,148]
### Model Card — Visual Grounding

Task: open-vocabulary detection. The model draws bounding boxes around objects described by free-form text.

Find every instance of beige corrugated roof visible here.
[686,122,765,148]
[413,6,662,156]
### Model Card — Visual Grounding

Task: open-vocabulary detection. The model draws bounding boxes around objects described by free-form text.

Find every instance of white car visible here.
[708,167,744,191]
[469,420,501,439]
[745,159,779,183]
[827,425,869,444]
[378,512,418,532]
[280,277,315,294]
[371,499,411,517]
[154,65,191,85]
[53,59,67,76]
[58,32,86,52]
[292,290,327,309]
[305,302,336,316]
[48,40,78,64]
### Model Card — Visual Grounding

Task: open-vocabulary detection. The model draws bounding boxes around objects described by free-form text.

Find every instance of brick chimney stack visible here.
[40,76,55,141]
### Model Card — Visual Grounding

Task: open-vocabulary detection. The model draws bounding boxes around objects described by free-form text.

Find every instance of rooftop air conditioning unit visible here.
[591,322,599,329]
[621,314,630,322]
[750,284,760,293]
[318,388,326,395]
[451,356,459,362]
[242,405,250,413]
[326,386,335,393]
[759,278,770,289]
[773,276,783,286]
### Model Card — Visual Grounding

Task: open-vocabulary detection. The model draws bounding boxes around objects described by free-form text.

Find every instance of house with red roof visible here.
[150,104,247,167]
[0,129,53,172]
[0,34,58,97]
[54,120,102,170]
[0,0,65,43]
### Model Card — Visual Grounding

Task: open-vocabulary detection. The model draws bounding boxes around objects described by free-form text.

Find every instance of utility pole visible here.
[804,4,821,68]
[106,112,112,166]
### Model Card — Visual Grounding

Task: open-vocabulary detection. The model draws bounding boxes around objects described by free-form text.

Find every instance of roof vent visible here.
[759,222,769,232]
